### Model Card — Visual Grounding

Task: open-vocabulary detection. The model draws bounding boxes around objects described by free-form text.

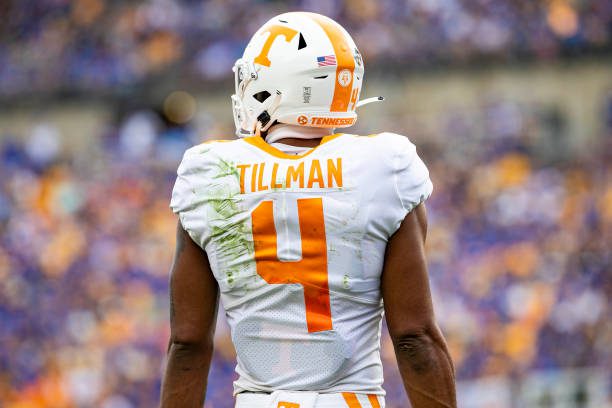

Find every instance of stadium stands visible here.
[1,0,610,94]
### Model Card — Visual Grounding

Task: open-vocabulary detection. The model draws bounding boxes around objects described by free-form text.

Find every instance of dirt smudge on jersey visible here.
[208,158,255,289]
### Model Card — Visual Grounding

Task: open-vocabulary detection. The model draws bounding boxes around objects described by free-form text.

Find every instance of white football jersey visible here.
[170,132,432,396]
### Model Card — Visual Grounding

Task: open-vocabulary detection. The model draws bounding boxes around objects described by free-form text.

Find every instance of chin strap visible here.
[356,96,385,108]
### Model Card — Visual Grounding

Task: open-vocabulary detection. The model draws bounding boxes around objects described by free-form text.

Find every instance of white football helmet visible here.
[231,12,381,137]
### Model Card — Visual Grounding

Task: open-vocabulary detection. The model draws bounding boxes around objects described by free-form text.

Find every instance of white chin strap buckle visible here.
[356,96,384,109]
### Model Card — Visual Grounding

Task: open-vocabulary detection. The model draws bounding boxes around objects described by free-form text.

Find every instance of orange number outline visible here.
[251,197,332,333]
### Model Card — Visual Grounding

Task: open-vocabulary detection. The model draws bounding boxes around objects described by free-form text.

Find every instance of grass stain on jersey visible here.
[210,222,253,260]
[213,157,240,180]
[207,158,255,288]
[343,274,351,289]
[210,193,239,219]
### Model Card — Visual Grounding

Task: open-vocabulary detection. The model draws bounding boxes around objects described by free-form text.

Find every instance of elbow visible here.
[391,327,441,374]
[169,334,214,357]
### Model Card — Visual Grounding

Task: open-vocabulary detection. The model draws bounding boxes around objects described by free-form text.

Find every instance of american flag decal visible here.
[317,55,337,67]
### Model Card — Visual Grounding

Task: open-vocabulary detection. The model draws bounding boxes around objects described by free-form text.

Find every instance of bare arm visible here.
[160,221,219,408]
[382,204,456,408]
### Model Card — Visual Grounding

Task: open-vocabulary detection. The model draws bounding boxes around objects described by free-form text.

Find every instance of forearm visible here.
[393,325,456,408]
[160,341,214,408]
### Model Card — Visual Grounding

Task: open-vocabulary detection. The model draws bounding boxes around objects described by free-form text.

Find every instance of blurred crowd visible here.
[1,0,611,95]
[0,90,610,407]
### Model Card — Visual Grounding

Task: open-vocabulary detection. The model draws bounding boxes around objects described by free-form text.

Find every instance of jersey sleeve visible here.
[170,146,209,246]
[393,135,433,213]
[375,133,432,236]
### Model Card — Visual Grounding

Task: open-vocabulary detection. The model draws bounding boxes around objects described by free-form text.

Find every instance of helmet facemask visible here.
[232,58,284,137]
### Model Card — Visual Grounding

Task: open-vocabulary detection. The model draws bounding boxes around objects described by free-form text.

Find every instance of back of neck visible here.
[264,124,332,146]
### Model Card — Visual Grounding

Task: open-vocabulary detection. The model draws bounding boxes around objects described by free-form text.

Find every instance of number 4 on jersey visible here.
[251,198,333,333]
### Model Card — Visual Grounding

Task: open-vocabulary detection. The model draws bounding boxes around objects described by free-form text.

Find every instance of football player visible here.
[160,12,456,408]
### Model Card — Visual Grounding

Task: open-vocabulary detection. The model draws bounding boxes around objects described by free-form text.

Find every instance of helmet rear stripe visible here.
[306,13,355,112]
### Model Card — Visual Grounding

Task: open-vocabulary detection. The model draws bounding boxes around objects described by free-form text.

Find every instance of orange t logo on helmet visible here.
[254,25,298,67]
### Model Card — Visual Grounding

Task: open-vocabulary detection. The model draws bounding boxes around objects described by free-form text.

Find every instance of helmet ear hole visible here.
[253,91,271,103]
[298,33,307,50]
